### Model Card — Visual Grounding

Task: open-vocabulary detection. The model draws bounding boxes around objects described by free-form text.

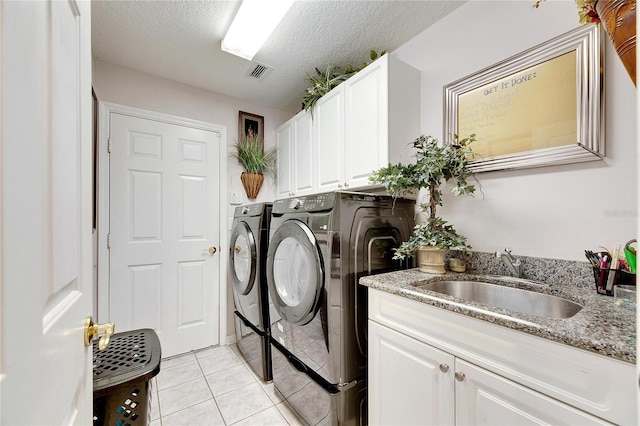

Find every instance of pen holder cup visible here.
[591,267,636,296]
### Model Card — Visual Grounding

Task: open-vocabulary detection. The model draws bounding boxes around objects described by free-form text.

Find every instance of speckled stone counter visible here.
[360,266,636,364]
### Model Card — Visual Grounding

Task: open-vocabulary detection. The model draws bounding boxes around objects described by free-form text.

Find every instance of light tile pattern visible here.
[149,344,305,426]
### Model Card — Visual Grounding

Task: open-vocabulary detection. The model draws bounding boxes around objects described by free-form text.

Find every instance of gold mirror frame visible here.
[444,24,603,173]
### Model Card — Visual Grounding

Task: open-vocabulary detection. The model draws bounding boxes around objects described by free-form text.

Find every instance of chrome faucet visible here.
[496,248,522,277]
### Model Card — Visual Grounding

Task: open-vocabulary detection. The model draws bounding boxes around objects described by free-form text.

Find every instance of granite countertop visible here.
[360,268,636,364]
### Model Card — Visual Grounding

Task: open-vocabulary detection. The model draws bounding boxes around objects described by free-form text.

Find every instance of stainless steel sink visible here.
[482,275,549,288]
[418,280,583,319]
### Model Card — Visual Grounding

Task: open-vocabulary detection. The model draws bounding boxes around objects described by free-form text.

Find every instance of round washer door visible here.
[229,221,257,296]
[267,219,324,325]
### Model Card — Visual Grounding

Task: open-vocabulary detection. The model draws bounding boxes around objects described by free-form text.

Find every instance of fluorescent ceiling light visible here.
[221,0,294,61]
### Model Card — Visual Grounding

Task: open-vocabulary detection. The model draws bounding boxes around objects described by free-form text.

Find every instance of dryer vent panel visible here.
[246,62,273,80]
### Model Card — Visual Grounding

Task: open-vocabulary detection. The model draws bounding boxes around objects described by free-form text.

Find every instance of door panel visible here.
[293,111,314,194]
[178,261,206,325]
[130,264,163,329]
[276,121,293,198]
[315,87,344,191]
[109,113,220,357]
[344,57,388,188]
[368,321,455,426]
[455,359,609,425]
[131,171,162,240]
[0,0,93,424]
[180,175,206,238]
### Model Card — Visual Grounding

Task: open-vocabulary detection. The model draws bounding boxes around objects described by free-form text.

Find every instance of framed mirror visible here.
[444,24,603,173]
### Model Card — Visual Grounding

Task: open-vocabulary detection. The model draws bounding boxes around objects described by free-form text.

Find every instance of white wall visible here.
[92,59,294,220]
[393,0,637,261]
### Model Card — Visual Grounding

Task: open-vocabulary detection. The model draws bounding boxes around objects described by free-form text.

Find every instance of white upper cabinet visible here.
[292,110,314,195]
[343,55,389,189]
[275,118,293,199]
[275,53,420,199]
[316,53,420,192]
[276,109,315,198]
[315,84,345,191]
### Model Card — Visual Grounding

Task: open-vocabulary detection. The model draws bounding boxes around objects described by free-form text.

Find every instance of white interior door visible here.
[0,0,93,424]
[109,112,221,357]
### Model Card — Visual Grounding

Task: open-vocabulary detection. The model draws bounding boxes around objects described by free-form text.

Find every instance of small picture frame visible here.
[238,111,264,147]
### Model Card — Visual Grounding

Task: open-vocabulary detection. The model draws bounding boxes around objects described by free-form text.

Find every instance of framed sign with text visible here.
[444,25,603,172]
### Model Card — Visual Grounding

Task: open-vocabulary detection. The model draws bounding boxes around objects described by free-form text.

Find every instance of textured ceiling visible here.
[92,0,466,113]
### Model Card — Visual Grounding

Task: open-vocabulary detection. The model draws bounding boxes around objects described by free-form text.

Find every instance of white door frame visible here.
[97,102,230,346]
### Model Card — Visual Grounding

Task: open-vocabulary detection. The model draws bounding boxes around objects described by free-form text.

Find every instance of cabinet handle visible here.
[439,363,449,373]
[454,372,465,382]
[344,182,349,187]
[338,184,343,188]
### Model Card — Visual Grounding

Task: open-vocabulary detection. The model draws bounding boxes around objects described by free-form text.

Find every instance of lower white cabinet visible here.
[368,320,454,425]
[368,321,609,425]
[367,289,631,425]
[455,358,609,425]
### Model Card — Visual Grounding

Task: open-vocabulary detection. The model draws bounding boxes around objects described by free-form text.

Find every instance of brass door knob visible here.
[203,246,217,255]
[84,316,115,350]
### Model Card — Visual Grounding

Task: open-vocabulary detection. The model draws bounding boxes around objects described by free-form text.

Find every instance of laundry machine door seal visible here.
[267,219,324,325]
[230,221,257,296]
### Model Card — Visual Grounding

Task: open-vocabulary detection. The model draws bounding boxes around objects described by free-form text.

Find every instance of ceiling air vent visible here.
[246,62,273,80]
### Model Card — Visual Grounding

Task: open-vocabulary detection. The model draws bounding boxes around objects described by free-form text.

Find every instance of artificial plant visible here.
[302,50,387,112]
[230,135,277,177]
[369,134,478,259]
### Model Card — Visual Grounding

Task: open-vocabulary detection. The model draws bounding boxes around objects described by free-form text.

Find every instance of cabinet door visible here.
[344,54,388,189]
[292,110,314,195]
[368,321,455,426]
[275,120,293,199]
[455,359,611,425]
[315,85,344,191]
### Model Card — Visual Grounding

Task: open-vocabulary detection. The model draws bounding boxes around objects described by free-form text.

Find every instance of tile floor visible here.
[149,344,304,426]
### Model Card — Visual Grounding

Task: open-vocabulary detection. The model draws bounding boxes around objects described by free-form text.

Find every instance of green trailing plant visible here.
[369,134,478,259]
[302,50,387,112]
[302,65,351,112]
[230,135,277,177]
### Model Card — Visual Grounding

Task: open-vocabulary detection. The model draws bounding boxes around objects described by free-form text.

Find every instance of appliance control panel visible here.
[273,192,335,214]
[234,203,267,218]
